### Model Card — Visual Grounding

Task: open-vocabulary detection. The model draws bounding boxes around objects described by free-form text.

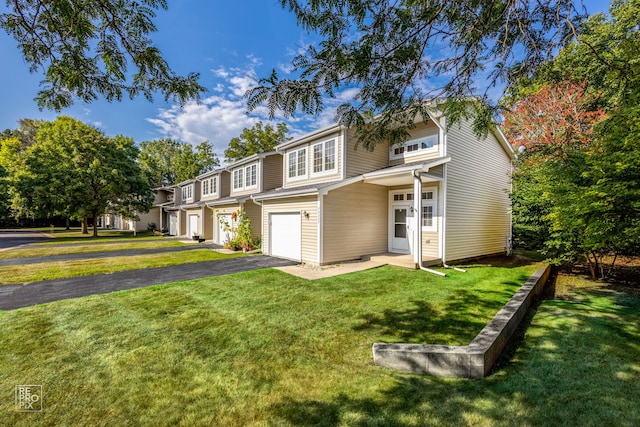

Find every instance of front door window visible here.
[391,205,410,252]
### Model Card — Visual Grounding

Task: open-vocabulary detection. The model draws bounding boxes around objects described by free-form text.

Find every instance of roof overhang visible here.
[252,187,320,202]
[205,197,241,208]
[363,157,450,187]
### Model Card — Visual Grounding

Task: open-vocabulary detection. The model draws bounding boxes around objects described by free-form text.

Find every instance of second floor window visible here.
[233,163,258,191]
[288,147,307,179]
[391,135,439,160]
[233,169,243,190]
[245,164,257,188]
[202,177,217,197]
[181,185,193,201]
[312,139,336,174]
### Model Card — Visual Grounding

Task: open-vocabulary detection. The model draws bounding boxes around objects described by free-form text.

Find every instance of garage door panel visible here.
[270,213,301,261]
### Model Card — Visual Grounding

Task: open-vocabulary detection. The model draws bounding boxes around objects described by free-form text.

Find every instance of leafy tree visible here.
[0,0,204,110]
[503,81,606,262]
[224,122,288,162]
[14,116,153,236]
[139,138,182,187]
[246,0,586,149]
[0,119,43,148]
[139,138,219,186]
[502,0,640,279]
[173,141,218,183]
[0,120,42,224]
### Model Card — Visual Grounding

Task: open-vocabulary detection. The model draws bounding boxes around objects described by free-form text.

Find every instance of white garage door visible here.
[270,213,301,261]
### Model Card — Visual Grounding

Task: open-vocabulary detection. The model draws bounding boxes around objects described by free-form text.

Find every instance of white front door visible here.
[217,214,233,245]
[188,214,199,237]
[390,205,411,253]
[169,213,177,236]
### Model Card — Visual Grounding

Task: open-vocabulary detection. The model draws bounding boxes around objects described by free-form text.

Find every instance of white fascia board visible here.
[276,123,344,152]
[224,151,278,170]
[492,125,516,159]
[252,188,320,202]
[196,167,226,180]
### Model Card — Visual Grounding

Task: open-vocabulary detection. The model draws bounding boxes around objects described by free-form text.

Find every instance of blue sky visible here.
[0,1,612,159]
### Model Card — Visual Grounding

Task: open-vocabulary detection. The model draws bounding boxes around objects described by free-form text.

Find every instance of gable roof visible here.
[276,123,344,151]
[224,150,279,170]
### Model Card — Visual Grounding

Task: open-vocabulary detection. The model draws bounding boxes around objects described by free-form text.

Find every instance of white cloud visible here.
[147,56,361,159]
[148,61,267,158]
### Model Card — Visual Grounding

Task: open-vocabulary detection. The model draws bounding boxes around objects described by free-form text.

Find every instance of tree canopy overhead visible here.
[1,0,205,110]
[246,0,586,149]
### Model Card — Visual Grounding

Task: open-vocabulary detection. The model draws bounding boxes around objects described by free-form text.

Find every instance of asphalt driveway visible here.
[0,255,296,310]
[0,230,51,249]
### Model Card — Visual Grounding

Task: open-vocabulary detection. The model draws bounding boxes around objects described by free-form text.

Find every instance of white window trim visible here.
[421,186,438,232]
[232,162,259,191]
[181,184,193,202]
[201,176,218,197]
[286,146,308,182]
[233,169,244,190]
[310,138,337,177]
[244,164,258,190]
[390,135,439,161]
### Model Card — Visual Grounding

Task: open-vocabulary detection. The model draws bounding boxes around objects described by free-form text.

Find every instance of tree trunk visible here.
[65,217,70,230]
[92,213,99,237]
[585,252,597,280]
[81,217,88,234]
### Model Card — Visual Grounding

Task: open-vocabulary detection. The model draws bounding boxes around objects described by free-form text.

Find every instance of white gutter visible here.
[413,169,446,277]
[318,194,324,265]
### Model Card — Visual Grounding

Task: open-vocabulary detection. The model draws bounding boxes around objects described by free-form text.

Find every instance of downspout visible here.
[251,197,264,254]
[413,170,446,277]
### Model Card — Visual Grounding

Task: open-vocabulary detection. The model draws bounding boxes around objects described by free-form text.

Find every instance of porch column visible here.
[413,174,422,265]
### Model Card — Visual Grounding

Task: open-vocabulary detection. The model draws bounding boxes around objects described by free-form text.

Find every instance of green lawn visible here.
[2,260,636,426]
[0,239,197,260]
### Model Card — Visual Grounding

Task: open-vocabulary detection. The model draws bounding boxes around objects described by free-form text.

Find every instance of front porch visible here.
[366,253,442,269]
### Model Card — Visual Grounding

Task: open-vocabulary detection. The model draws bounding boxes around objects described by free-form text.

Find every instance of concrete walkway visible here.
[0,255,296,310]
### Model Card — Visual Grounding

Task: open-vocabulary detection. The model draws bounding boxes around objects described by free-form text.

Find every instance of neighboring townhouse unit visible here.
[156,169,231,240]
[101,188,172,232]
[154,186,178,235]
[253,107,515,266]
[206,152,282,246]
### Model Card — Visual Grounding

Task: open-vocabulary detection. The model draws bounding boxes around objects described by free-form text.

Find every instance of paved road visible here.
[0,255,296,310]
[0,230,51,249]
[0,244,217,266]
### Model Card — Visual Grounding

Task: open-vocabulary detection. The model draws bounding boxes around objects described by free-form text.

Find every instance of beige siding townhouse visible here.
[254,107,514,266]
[153,186,178,234]
[175,179,203,239]
[206,152,282,246]
[102,188,171,233]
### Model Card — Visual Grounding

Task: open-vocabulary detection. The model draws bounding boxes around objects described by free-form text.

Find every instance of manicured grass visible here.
[0,250,242,285]
[5,259,637,426]
[31,229,164,245]
[0,239,196,260]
